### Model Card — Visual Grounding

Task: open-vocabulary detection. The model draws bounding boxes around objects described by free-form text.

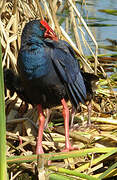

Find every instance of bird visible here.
[15,19,87,154]
[4,20,99,153]
[4,68,99,129]
[70,71,99,128]
[82,72,99,126]
[4,68,29,102]
[4,67,52,125]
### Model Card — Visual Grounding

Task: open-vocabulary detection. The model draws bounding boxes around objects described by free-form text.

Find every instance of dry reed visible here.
[0,0,117,179]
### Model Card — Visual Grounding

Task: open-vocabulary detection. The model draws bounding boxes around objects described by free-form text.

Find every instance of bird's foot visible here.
[85,123,101,133]
[85,122,92,128]
[36,145,52,165]
[70,124,80,131]
[85,122,95,128]
[36,145,44,155]
[62,143,79,152]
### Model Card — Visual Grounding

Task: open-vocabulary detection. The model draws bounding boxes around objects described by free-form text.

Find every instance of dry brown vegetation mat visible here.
[0,0,117,179]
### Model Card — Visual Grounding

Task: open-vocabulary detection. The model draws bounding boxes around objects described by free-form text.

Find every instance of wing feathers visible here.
[45,39,86,108]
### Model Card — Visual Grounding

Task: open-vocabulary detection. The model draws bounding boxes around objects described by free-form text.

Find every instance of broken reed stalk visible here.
[75,148,117,172]
[48,0,62,37]
[0,0,6,16]
[49,166,98,180]
[35,0,44,19]
[41,0,55,29]
[69,5,83,55]
[68,0,99,74]
[12,0,18,58]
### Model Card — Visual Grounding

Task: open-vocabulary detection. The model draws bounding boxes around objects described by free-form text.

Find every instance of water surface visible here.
[79,0,117,55]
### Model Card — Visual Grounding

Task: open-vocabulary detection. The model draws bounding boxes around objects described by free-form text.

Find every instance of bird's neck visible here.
[21,35,44,47]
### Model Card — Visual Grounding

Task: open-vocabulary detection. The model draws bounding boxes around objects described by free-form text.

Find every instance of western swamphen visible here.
[5,20,87,154]
[4,68,28,102]
[81,72,99,126]
[70,71,99,128]
[4,68,99,128]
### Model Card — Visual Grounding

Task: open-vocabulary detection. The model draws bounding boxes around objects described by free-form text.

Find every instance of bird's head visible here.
[40,20,58,41]
[21,20,58,42]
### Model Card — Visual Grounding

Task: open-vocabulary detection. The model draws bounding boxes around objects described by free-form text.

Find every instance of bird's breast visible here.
[21,69,68,108]
[18,46,50,80]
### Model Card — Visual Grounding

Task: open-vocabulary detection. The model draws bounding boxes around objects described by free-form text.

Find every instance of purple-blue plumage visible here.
[4,19,100,154]
[17,20,86,109]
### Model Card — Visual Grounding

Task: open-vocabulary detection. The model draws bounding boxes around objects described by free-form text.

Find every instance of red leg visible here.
[87,101,92,127]
[18,135,22,145]
[36,104,45,154]
[61,99,77,152]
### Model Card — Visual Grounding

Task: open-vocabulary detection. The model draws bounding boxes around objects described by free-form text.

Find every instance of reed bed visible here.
[0,0,117,179]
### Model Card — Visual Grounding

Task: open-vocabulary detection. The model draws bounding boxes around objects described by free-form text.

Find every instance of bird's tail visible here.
[4,68,22,97]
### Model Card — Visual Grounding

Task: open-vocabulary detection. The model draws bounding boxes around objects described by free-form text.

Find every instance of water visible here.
[59,0,117,74]
[78,0,117,55]
[83,0,117,93]
[76,0,117,91]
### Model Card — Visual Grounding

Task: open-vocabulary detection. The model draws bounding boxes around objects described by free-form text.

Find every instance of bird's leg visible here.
[70,106,76,129]
[87,100,92,127]
[18,135,23,145]
[61,98,77,152]
[44,108,51,129]
[36,104,45,154]
[86,101,100,132]
[70,105,81,130]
